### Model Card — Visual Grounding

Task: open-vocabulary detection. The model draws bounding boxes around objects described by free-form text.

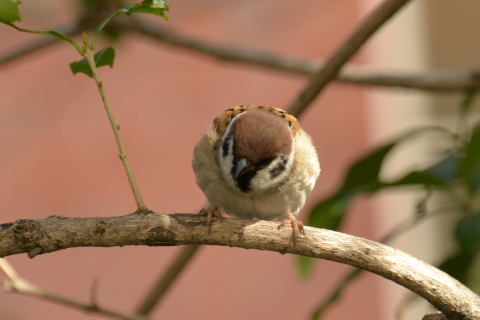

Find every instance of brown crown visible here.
[213,105,301,136]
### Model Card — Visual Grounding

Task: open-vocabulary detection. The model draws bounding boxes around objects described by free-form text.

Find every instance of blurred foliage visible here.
[301,91,480,319]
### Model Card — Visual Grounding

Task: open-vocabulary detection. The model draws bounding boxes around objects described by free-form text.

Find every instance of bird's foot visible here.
[278,213,305,245]
[199,206,221,234]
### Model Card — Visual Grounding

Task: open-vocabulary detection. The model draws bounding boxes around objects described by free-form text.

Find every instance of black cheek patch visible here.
[236,171,256,192]
[231,157,255,192]
[269,157,288,179]
[222,134,232,158]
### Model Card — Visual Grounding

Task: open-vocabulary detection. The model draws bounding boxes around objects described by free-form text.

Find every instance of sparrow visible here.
[192,105,320,243]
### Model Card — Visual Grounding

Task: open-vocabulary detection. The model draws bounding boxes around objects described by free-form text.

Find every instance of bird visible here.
[192,105,320,243]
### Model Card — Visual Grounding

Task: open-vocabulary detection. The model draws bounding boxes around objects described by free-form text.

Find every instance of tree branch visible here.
[135,244,201,315]
[112,16,480,93]
[0,258,152,320]
[287,0,412,116]
[310,196,434,319]
[0,213,479,320]
[4,16,480,93]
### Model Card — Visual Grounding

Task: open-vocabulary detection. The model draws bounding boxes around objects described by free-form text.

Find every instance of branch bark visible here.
[1,213,479,320]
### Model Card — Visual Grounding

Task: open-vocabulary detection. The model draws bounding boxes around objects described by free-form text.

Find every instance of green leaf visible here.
[306,130,426,233]
[298,195,350,279]
[69,47,115,77]
[340,142,396,193]
[128,0,169,19]
[438,253,473,285]
[0,0,21,25]
[297,255,313,279]
[458,123,480,192]
[307,194,350,231]
[70,59,93,77]
[336,127,436,193]
[93,46,115,68]
[385,171,445,187]
[456,214,480,254]
[93,1,168,49]
[381,151,459,188]
[303,128,448,278]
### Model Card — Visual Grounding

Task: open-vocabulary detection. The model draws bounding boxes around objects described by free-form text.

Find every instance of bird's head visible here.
[218,108,295,193]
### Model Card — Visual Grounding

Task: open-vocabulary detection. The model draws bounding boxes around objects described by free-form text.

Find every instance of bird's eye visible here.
[257,157,274,168]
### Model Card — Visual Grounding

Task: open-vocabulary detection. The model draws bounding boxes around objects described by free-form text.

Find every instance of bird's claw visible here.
[199,206,221,234]
[278,213,305,245]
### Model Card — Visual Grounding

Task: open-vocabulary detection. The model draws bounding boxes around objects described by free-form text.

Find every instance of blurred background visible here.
[1,0,480,319]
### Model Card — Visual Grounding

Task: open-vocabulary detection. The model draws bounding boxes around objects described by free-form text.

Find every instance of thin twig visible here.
[0,258,152,320]
[83,41,147,211]
[423,312,449,320]
[90,277,100,308]
[135,244,201,315]
[287,0,413,116]
[311,268,363,319]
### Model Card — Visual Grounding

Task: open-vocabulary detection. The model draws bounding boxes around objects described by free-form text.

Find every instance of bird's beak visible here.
[234,158,253,179]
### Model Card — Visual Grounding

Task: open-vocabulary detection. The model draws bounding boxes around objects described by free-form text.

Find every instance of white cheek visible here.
[250,148,296,192]
[220,153,233,177]
[250,169,273,190]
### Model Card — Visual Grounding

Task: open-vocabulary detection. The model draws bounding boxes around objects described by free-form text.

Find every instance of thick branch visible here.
[0,213,479,320]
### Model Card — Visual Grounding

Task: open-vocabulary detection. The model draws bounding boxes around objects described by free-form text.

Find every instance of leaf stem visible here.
[92,7,131,50]
[9,24,83,54]
[83,44,147,211]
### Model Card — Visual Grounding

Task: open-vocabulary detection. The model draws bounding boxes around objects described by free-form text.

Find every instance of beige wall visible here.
[364,0,480,319]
